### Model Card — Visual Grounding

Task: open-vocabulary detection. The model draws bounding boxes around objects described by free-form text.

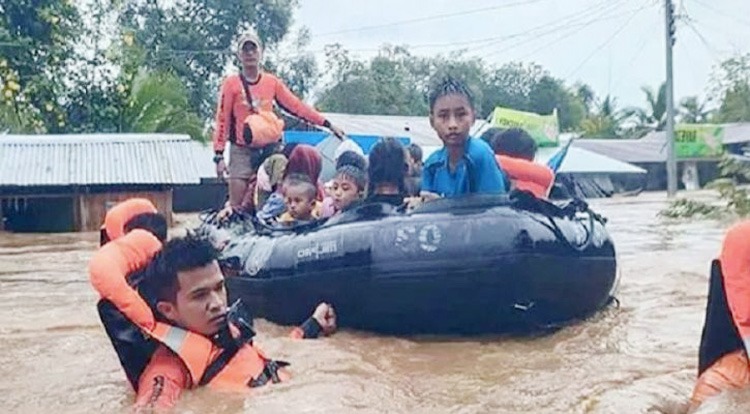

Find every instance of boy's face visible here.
[430,94,475,149]
[157,261,228,337]
[332,177,360,211]
[285,185,315,220]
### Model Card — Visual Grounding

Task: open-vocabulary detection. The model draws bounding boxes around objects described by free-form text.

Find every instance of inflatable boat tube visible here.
[202,193,618,335]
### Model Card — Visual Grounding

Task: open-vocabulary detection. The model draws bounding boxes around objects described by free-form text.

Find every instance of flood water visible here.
[1,191,748,413]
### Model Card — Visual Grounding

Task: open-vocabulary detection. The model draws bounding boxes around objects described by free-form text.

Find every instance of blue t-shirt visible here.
[421,137,507,197]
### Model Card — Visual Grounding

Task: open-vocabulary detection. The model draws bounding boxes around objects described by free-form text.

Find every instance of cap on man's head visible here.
[237,30,262,53]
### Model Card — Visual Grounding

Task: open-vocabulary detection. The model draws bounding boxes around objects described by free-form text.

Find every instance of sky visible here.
[285,0,750,110]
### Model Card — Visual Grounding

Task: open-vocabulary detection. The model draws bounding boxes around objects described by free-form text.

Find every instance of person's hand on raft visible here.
[312,302,337,335]
[329,124,346,140]
[216,158,228,181]
[217,202,233,222]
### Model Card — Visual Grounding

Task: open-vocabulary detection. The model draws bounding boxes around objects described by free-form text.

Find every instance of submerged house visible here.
[575,123,750,191]
[0,134,203,232]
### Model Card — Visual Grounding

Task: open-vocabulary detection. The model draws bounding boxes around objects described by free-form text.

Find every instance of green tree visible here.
[264,28,318,99]
[527,76,585,131]
[581,96,624,138]
[481,62,546,116]
[0,0,82,132]
[119,0,301,118]
[679,96,711,124]
[623,83,667,136]
[716,83,750,122]
[710,54,750,123]
[119,70,204,140]
[317,45,431,115]
[575,83,596,116]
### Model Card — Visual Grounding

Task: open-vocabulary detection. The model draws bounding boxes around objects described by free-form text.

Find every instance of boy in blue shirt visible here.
[421,77,507,199]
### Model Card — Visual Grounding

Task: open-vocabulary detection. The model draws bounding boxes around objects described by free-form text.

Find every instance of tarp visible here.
[311,134,410,182]
[489,107,559,147]
[284,131,409,153]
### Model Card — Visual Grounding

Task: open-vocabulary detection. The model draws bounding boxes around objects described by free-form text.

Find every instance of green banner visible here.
[490,107,559,147]
[675,124,724,159]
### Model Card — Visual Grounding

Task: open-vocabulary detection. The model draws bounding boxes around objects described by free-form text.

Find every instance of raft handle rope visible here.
[511,191,603,253]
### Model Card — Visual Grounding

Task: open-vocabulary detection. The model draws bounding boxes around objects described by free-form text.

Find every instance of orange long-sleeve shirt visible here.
[212,73,327,153]
[134,318,322,411]
[720,221,750,354]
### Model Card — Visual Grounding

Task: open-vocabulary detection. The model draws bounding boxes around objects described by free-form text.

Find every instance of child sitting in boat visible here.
[366,137,408,207]
[277,175,321,224]
[405,143,423,197]
[257,144,324,221]
[321,151,368,217]
[489,128,554,199]
[329,162,367,216]
[421,76,507,201]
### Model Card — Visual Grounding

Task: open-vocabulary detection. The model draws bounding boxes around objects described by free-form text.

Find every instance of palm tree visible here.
[575,83,596,116]
[623,83,667,137]
[119,70,205,141]
[581,95,625,138]
[679,96,711,123]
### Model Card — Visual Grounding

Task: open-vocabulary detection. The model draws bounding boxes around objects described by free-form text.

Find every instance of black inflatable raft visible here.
[202,193,618,335]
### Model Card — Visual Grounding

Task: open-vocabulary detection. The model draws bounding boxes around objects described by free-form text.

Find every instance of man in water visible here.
[91,200,336,411]
[691,221,750,409]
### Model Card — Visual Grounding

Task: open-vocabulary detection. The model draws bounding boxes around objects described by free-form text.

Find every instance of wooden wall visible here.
[76,190,173,231]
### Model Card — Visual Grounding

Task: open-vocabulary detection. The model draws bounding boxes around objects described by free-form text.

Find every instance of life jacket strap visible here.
[248,360,291,388]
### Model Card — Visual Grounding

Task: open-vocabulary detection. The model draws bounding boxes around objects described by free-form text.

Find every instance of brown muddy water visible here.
[0,191,748,413]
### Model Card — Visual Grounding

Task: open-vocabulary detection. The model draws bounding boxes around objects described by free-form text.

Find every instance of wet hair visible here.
[336,150,367,171]
[492,128,537,161]
[124,213,168,242]
[480,127,506,149]
[334,165,367,192]
[283,174,317,201]
[428,76,475,113]
[406,143,422,164]
[368,137,407,195]
[148,235,219,303]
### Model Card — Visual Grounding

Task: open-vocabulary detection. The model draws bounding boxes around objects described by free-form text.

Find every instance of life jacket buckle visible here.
[226,299,255,345]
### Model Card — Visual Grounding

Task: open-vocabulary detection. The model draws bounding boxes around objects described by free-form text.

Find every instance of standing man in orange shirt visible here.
[212,29,345,211]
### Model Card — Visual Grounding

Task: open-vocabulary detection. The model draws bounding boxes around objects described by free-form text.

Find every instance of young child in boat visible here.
[366,137,408,207]
[330,163,367,215]
[277,175,320,224]
[489,128,554,199]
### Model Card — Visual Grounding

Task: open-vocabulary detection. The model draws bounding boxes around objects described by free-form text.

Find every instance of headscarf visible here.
[284,144,324,199]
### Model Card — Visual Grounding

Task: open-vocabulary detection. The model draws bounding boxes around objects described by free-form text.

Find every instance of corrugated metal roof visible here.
[574,133,669,163]
[575,124,750,163]
[0,134,204,186]
[536,146,646,174]
[723,123,750,144]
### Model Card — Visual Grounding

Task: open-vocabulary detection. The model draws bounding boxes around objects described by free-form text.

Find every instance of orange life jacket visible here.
[699,221,750,375]
[495,155,554,199]
[99,198,158,246]
[90,229,286,391]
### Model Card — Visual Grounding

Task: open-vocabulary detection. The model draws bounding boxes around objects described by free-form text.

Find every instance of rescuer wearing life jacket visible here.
[691,220,750,410]
[488,127,554,199]
[91,199,336,411]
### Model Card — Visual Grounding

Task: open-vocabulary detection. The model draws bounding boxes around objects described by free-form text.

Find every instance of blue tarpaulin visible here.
[283,131,410,154]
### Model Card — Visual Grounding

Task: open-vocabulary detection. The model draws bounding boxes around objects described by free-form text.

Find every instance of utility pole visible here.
[665,0,678,197]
